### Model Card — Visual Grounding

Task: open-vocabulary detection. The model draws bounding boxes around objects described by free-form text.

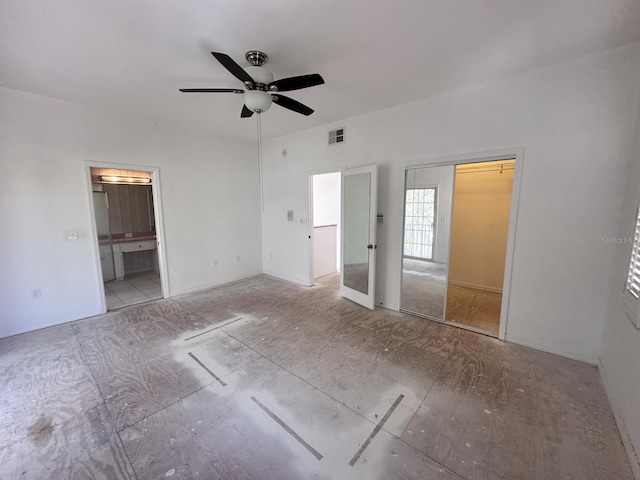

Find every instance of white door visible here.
[340,165,378,309]
[93,192,116,282]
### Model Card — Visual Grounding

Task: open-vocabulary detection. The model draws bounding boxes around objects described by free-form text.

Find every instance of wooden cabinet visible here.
[103,184,154,234]
[112,240,157,280]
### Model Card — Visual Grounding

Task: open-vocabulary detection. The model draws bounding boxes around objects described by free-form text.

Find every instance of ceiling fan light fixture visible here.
[179,50,322,117]
[244,90,272,113]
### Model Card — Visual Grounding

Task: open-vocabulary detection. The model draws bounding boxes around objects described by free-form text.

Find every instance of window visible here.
[622,205,640,328]
[404,187,436,260]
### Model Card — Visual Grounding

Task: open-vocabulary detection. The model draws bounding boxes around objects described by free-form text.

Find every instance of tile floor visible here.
[0,273,634,479]
[104,271,162,310]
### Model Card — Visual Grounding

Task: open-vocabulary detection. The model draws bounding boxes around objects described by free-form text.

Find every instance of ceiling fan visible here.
[179,51,325,117]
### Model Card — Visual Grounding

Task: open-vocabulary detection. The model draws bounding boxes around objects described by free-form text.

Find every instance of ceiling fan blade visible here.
[179,88,243,93]
[269,73,324,92]
[272,95,314,116]
[241,105,254,118]
[211,52,255,87]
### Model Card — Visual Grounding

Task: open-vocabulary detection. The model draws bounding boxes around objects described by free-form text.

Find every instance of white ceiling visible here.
[2,0,640,143]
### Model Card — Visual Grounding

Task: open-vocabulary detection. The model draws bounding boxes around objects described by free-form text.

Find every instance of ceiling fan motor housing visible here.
[244,66,274,88]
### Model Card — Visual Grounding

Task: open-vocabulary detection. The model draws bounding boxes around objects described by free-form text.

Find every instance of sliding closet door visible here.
[400,159,517,337]
[400,165,455,321]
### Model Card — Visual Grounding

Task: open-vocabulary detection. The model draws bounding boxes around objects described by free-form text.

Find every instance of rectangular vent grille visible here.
[328,128,345,145]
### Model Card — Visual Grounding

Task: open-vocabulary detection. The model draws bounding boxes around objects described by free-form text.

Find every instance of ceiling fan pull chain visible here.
[257,112,264,212]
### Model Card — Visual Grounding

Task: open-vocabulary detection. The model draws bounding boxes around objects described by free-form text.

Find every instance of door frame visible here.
[84,161,170,313]
[400,147,524,340]
[306,166,345,286]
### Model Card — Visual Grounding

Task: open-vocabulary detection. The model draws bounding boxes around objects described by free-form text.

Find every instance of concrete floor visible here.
[0,274,634,479]
[401,259,501,335]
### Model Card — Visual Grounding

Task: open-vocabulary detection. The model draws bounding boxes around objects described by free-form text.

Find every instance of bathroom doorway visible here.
[87,163,168,312]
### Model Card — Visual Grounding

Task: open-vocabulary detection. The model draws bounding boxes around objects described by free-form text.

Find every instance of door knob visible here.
[367,244,373,249]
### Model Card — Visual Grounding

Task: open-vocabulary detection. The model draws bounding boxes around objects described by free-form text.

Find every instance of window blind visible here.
[626,207,640,299]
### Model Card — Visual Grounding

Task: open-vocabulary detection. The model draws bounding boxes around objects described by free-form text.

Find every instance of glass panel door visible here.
[340,165,378,309]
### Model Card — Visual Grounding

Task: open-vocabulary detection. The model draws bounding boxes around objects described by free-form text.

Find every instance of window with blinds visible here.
[622,205,640,328]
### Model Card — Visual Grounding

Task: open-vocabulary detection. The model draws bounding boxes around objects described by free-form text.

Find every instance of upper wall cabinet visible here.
[103,184,155,234]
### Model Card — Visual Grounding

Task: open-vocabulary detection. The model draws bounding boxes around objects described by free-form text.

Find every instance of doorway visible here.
[400,153,521,338]
[446,160,515,334]
[309,172,341,284]
[87,164,168,312]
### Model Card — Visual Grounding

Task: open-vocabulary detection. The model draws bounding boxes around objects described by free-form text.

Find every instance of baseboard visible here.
[262,269,308,286]
[170,271,263,297]
[448,280,502,294]
[0,309,102,339]
[598,358,640,480]
[505,333,599,365]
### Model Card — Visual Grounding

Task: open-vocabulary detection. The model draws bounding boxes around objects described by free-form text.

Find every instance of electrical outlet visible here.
[235,255,241,262]
[212,259,218,267]
[30,288,41,299]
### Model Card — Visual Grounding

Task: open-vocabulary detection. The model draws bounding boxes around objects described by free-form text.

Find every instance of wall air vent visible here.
[328,128,345,145]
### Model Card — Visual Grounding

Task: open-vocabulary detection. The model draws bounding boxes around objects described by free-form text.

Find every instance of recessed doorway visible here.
[87,164,168,312]
[445,160,515,334]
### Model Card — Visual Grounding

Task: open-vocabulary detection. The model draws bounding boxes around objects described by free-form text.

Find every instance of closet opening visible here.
[400,152,521,339]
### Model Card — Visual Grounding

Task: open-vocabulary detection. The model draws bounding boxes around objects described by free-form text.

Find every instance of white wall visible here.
[0,87,262,338]
[313,173,341,227]
[261,42,640,363]
[312,172,341,274]
[448,165,515,292]
[599,92,640,477]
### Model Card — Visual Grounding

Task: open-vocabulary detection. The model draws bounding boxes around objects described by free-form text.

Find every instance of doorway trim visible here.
[84,160,170,313]
[306,166,345,286]
[400,147,524,340]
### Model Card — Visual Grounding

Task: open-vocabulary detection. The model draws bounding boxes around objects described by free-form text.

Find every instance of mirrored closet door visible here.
[400,159,516,336]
